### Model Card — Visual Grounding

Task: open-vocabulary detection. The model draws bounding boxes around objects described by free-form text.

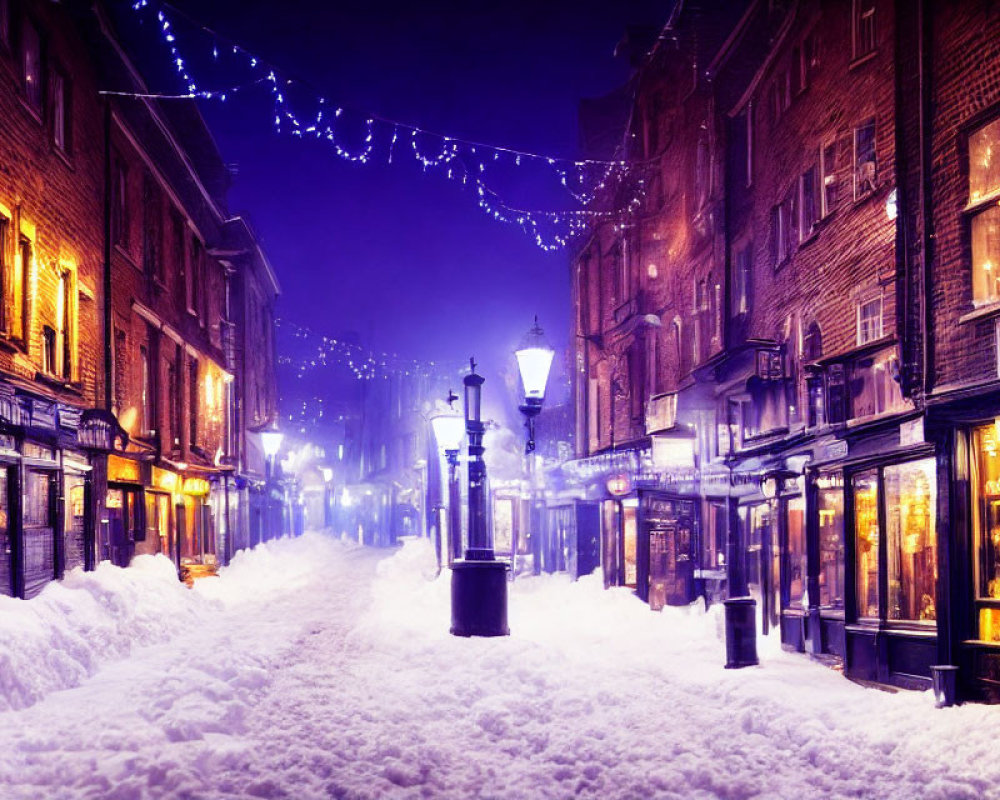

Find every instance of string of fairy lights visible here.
[123,0,650,251]
[276,318,446,382]
[276,318,457,433]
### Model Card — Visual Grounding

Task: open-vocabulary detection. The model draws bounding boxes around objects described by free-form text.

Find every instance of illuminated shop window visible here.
[974,424,1000,639]
[884,459,937,622]
[853,459,937,624]
[786,495,806,609]
[817,473,845,610]
[853,470,880,619]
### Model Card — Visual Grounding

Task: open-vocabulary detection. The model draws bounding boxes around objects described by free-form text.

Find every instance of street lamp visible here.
[450,358,509,637]
[515,317,554,575]
[261,425,283,542]
[431,405,465,566]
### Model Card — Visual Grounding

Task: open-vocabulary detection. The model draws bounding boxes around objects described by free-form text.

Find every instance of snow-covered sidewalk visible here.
[0,534,996,799]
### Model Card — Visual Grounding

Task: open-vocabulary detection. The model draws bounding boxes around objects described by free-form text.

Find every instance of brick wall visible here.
[927,0,1000,391]
[0,0,104,409]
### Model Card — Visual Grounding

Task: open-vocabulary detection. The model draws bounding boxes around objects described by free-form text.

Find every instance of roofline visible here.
[706,0,763,77]
[92,2,227,226]
[224,215,282,296]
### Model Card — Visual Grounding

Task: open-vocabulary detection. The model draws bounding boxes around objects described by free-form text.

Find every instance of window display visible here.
[884,459,937,622]
[817,474,845,610]
[975,424,1000,601]
[786,496,806,609]
[854,470,880,618]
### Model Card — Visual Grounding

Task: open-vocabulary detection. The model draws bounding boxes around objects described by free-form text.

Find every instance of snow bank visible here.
[2,533,1000,799]
[0,554,212,712]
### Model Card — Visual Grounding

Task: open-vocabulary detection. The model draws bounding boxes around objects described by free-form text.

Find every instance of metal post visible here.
[447,451,461,564]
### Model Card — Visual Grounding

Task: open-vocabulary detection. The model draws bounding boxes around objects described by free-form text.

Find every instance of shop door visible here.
[23,469,56,599]
[63,473,88,573]
[648,524,694,610]
[746,503,780,635]
[601,500,620,588]
[106,484,142,568]
[0,468,12,596]
[145,492,175,565]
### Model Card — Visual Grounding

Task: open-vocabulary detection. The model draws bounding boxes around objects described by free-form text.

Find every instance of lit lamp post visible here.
[515,317,555,575]
[431,400,465,568]
[450,358,509,637]
[261,425,284,542]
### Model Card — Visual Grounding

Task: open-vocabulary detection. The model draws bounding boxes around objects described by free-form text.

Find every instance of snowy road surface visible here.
[0,534,997,800]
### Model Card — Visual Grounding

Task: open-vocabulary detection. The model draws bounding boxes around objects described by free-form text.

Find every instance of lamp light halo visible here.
[261,427,284,458]
[431,412,466,451]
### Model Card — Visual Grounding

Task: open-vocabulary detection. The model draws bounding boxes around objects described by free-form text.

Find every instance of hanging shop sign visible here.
[108,454,141,484]
[182,477,211,496]
[151,466,179,493]
[606,473,632,497]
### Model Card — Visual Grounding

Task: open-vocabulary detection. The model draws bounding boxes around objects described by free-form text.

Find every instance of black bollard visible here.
[450,560,510,637]
[724,596,759,669]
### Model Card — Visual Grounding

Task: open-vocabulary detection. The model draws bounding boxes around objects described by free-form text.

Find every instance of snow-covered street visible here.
[0,533,997,800]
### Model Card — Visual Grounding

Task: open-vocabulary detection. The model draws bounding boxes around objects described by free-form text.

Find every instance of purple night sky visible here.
[155,1,664,383]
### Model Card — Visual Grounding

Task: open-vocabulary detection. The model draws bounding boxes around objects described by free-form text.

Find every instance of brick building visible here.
[0,0,278,598]
[569,0,1000,697]
[0,0,106,599]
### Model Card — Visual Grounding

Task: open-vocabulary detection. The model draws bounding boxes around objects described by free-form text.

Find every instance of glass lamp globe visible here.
[261,428,284,459]
[515,317,555,402]
[431,413,466,452]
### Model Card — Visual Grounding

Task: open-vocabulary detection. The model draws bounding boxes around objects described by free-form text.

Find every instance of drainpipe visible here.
[918,0,933,399]
[103,98,113,410]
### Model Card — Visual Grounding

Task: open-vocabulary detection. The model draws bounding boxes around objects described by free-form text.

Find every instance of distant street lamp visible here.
[261,424,284,542]
[431,399,465,567]
[321,467,334,528]
[515,317,554,575]
[450,358,509,637]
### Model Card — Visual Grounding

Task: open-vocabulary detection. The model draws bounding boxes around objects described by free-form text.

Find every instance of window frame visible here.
[50,66,70,155]
[853,119,877,200]
[856,294,884,346]
[850,457,938,627]
[800,164,820,240]
[966,114,1000,309]
[852,0,877,61]
[20,15,42,115]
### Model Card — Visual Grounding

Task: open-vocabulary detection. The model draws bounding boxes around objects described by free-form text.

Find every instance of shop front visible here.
[601,483,698,610]
[0,395,97,599]
[841,451,938,687]
[103,454,144,568]
[931,400,1000,702]
[178,475,214,568]
[134,465,180,566]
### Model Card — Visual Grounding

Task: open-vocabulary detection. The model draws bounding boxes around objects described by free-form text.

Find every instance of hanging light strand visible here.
[127,1,650,249]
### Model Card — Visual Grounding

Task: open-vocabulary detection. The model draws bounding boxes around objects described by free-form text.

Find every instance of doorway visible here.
[105,483,142,568]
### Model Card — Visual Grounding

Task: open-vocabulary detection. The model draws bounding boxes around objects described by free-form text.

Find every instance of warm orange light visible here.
[182,477,211,495]
[981,607,1000,641]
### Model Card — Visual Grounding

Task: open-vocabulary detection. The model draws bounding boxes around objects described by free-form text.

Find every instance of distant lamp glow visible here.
[515,316,555,402]
[886,188,898,221]
[261,426,284,459]
[340,487,353,507]
[321,467,333,483]
[431,413,465,453]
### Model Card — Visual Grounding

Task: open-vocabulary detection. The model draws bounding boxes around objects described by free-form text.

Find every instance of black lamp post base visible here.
[450,559,510,637]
